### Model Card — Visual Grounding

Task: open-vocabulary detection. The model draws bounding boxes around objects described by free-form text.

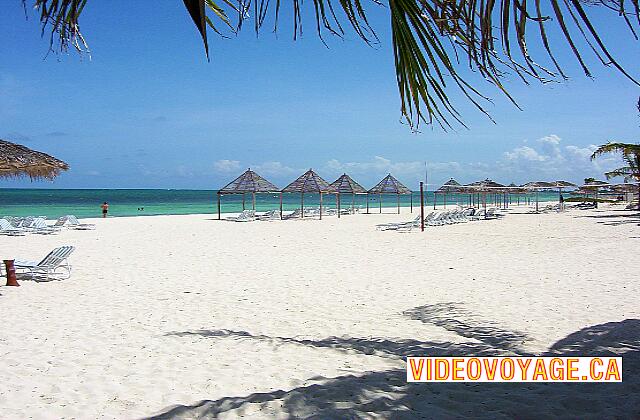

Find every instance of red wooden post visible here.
[4,260,19,286]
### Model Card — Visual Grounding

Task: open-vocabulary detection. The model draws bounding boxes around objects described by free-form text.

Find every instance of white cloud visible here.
[325,156,425,177]
[504,146,547,162]
[252,161,297,177]
[213,159,241,173]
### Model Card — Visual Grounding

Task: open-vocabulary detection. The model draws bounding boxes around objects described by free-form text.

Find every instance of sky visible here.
[1,1,639,190]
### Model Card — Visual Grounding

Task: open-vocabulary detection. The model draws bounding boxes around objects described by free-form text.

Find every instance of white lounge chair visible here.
[0,218,26,236]
[30,218,60,235]
[226,210,255,222]
[257,210,281,221]
[65,215,96,230]
[13,246,76,281]
[376,214,421,231]
[282,208,302,220]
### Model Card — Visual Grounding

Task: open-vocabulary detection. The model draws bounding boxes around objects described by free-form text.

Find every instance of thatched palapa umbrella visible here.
[435,178,461,209]
[521,181,554,212]
[281,169,335,219]
[368,174,412,214]
[465,179,505,217]
[581,180,610,207]
[329,173,367,217]
[549,180,577,210]
[217,168,279,219]
[0,139,69,180]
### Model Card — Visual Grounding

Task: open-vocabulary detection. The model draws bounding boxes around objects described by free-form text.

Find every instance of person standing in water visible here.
[101,202,109,218]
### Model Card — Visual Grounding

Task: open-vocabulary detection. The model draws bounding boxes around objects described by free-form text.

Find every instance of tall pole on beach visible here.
[217,192,221,220]
[420,182,425,232]
[337,193,341,218]
[319,192,323,220]
[397,194,400,214]
[280,193,283,220]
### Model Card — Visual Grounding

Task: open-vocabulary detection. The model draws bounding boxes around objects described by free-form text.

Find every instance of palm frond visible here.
[25,1,640,130]
[590,142,640,160]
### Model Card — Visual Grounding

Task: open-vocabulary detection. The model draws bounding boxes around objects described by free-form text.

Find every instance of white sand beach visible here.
[1,205,639,419]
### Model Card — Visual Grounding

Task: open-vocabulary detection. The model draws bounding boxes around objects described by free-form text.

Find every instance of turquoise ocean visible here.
[0,189,560,219]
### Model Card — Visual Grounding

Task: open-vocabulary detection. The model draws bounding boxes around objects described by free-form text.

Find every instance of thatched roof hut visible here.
[216,168,279,219]
[434,178,462,208]
[521,181,555,190]
[219,168,279,193]
[281,169,335,219]
[436,178,462,193]
[329,173,367,194]
[368,174,412,214]
[466,178,506,191]
[282,169,335,193]
[368,174,411,194]
[0,139,69,180]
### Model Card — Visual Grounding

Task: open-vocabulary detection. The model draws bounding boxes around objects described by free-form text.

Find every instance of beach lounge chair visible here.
[0,218,26,236]
[30,218,60,235]
[257,210,281,221]
[13,246,75,281]
[282,208,302,219]
[65,215,96,230]
[226,210,255,222]
[376,215,421,230]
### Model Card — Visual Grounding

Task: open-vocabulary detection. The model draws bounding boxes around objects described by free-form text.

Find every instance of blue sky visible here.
[1,1,638,190]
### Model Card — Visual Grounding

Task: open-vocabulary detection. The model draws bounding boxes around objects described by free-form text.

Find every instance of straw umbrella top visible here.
[0,139,69,180]
[282,169,335,193]
[436,178,462,193]
[520,181,555,190]
[218,168,279,193]
[329,173,367,194]
[550,180,577,188]
[581,180,610,190]
[465,178,506,191]
[368,174,412,194]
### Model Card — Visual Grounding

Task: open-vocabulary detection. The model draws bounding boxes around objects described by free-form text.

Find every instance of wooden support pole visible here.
[301,193,304,218]
[410,192,413,213]
[397,193,400,214]
[319,192,323,220]
[420,182,424,232]
[217,192,221,220]
[242,193,245,210]
[379,193,382,213]
[337,193,341,218]
[280,193,283,220]
[252,192,256,211]
[366,193,369,214]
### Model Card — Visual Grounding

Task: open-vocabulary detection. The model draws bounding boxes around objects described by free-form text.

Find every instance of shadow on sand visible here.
[573,211,640,226]
[148,306,640,419]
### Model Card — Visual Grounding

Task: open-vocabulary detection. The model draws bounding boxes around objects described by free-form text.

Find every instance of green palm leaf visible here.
[24,0,640,130]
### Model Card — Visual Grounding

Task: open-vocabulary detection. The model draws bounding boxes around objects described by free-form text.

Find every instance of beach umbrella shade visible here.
[329,173,367,217]
[368,174,412,214]
[217,168,279,219]
[0,139,69,180]
[549,180,577,210]
[581,180,610,207]
[521,181,555,212]
[282,169,335,219]
[435,178,461,209]
[465,179,505,216]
